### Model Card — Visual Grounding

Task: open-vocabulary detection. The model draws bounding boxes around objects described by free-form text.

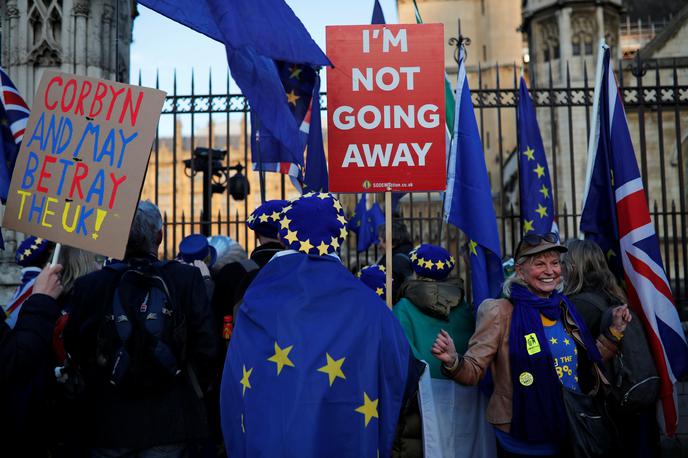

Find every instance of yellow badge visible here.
[519,371,534,387]
[525,333,541,355]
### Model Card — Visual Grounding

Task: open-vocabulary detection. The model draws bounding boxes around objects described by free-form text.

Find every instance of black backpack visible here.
[96,260,187,394]
[575,292,660,413]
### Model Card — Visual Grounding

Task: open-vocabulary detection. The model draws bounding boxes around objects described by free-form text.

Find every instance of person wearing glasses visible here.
[431,233,631,457]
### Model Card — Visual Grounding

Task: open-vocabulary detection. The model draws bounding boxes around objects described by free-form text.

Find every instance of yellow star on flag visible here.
[468,240,478,256]
[317,241,330,255]
[283,204,293,213]
[339,227,347,239]
[523,146,535,161]
[375,287,384,296]
[299,239,314,253]
[379,265,385,272]
[280,217,291,230]
[317,192,329,199]
[330,236,340,250]
[286,90,300,105]
[267,342,295,375]
[23,249,31,256]
[355,392,379,427]
[523,219,535,233]
[240,365,253,396]
[284,230,299,244]
[35,238,43,243]
[436,260,445,270]
[450,256,456,264]
[259,213,270,223]
[317,353,346,386]
[535,204,548,218]
[247,214,255,223]
[332,200,343,211]
[289,65,302,79]
[336,215,347,225]
[563,338,570,346]
[550,337,558,345]
[534,163,545,178]
[270,211,281,221]
[425,259,434,269]
[539,184,550,199]
[416,257,425,266]
[409,252,417,261]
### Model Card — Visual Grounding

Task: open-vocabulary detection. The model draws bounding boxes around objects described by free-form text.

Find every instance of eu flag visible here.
[250,61,316,180]
[349,195,384,252]
[517,77,555,235]
[138,0,330,186]
[443,49,502,309]
[221,252,418,456]
[302,72,328,193]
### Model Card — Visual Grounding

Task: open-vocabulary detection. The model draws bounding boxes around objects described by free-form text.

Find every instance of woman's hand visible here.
[33,264,63,299]
[431,329,459,367]
[611,304,632,334]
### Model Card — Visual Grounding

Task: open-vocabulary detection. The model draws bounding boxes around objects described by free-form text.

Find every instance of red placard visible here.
[326,24,446,193]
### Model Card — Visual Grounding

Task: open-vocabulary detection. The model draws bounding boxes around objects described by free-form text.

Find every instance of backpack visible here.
[575,292,660,413]
[96,260,187,394]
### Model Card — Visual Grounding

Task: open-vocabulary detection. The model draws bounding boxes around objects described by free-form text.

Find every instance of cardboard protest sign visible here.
[3,71,166,259]
[326,24,446,193]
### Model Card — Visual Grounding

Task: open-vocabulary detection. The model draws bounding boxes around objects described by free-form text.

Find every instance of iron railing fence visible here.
[142,54,688,311]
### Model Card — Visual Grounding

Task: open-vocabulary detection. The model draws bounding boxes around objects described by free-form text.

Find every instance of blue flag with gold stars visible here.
[349,195,384,252]
[221,251,418,456]
[138,0,330,187]
[443,49,502,310]
[517,77,555,235]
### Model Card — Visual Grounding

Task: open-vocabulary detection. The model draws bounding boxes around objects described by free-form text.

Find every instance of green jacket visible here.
[394,278,474,379]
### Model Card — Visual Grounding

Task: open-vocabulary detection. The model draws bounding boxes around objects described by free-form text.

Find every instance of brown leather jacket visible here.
[442,298,619,433]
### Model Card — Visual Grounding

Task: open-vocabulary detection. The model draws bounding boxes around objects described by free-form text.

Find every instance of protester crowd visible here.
[0,194,664,458]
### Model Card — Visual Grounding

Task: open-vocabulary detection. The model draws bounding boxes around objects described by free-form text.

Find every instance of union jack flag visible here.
[2,269,39,329]
[581,43,688,436]
[0,66,30,203]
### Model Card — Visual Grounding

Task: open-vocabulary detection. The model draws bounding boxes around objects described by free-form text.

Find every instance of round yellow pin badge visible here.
[519,371,534,387]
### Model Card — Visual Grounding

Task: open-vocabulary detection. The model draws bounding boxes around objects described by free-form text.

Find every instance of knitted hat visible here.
[357,264,386,300]
[409,244,455,280]
[247,199,289,239]
[277,192,347,256]
[16,236,53,267]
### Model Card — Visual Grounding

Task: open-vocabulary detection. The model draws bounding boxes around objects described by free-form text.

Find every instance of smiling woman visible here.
[430,232,631,457]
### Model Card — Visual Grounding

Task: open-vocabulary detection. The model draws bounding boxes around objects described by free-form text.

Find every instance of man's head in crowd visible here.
[125,200,163,259]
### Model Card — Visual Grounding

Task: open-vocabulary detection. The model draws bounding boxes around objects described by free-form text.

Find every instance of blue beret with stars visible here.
[277,192,347,256]
[247,199,289,239]
[357,264,386,300]
[409,244,455,280]
[16,236,53,267]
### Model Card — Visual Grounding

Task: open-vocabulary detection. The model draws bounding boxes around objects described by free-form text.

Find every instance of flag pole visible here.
[385,189,392,309]
[254,116,267,203]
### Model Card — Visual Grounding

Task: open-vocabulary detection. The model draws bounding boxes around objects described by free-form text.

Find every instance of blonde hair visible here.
[58,246,100,293]
[502,249,564,297]
[562,239,626,304]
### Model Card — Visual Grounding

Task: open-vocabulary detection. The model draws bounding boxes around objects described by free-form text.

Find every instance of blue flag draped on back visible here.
[302,73,328,192]
[221,252,418,456]
[349,195,385,252]
[138,0,330,185]
[443,49,502,309]
[371,0,386,24]
[581,42,688,436]
[517,77,556,235]
[250,61,316,180]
